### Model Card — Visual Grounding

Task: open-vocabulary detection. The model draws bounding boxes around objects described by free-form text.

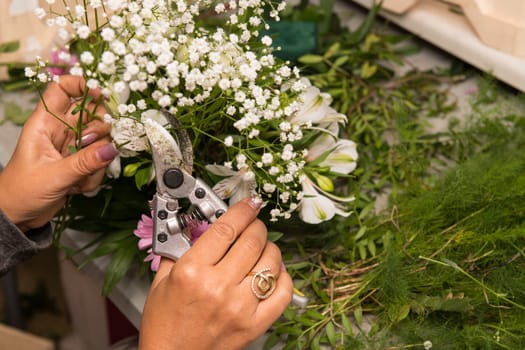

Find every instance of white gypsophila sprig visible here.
[31,0,358,224]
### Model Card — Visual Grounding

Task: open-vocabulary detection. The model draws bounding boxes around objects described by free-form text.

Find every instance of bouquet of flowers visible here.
[27,0,357,274]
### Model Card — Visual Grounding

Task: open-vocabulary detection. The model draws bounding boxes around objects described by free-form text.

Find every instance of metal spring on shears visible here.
[177,208,207,231]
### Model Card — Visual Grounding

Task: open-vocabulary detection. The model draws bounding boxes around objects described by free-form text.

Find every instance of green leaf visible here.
[324,42,341,59]
[325,321,336,347]
[123,162,142,177]
[367,239,377,257]
[305,309,326,321]
[345,3,380,44]
[0,40,20,53]
[267,231,284,242]
[354,305,363,326]
[359,202,375,220]
[3,101,32,125]
[358,241,367,260]
[332,55,349,67]
[135,166,152,189]
[360,61,377,79]
[311,336,321,350]
[396,303,411,322]
[354,225,367,240]
[341,313,354,336]
[318,0,335,35]
[263,332,281,350]
[71,104,84,115]
[102,236,138,295]
[363,33,381,52]
[298,54,324,64]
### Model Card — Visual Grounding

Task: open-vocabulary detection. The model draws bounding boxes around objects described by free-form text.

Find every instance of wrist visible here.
[0,174,27,231]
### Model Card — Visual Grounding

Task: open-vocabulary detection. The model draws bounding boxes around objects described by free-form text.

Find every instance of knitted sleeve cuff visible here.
[0,210,53,275]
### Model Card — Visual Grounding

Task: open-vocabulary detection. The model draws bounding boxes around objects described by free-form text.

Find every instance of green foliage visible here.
[54,171,155,293]
[0,40,34,91]
[1,101,32,125]
[0,41,19,54]
[270,1,525,349]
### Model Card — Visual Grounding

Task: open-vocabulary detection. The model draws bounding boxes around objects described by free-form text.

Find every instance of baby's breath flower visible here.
[34,8,46,19]
[37,73,48,83]
[31,0,357,225]
[77,25,91,39]
[261,36,272,46]
[74,5,85,18]
[101,28,116,41]
[86,79,99,90]
[80,52,94,65]
[24,67,36,78]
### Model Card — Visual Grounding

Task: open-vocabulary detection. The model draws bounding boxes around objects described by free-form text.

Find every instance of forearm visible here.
[0,210,53,276]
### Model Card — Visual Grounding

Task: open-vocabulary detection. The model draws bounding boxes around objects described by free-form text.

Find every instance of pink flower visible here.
[47,47,78,78]
[133,211,210,271]
[134,212,161,272]
[189,220,209,243]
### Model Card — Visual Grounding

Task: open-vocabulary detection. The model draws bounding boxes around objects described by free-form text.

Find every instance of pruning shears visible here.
[144,110,308,308]
[144,110,227,261]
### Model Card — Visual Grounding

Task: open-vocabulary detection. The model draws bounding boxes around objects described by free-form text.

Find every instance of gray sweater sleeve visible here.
[0,210,53,276]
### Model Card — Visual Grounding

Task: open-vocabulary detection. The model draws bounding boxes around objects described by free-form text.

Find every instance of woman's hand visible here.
[139,197,294,350]
[0,75,118,231]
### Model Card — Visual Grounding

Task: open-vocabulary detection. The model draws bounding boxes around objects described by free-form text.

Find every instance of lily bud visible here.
[123,162,141,177]
[313,173,334,192]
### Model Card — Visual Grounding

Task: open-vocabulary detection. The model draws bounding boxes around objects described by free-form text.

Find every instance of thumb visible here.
[57,141,119,187]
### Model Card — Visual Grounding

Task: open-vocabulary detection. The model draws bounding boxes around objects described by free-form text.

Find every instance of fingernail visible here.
[247,196,263,210]
[281,262,287,272]
[67,186,81,195]
[96,143,118,162]
[81,133,98,147]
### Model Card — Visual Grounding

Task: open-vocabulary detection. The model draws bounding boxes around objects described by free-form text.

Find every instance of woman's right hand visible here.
[139,197,294,350]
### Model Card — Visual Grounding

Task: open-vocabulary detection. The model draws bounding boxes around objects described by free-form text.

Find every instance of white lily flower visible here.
[308,133,358,175]
[290,85,347,125]
[106,155,122,179]
[298,177,354,224]
[140,109,169,126]
[206,164,257,205]
[104,80,130,117]
[111,117,149,157]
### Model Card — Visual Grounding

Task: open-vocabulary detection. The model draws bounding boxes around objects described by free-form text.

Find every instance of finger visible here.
[51,140,118,188]
[218,224,270,283]
[40,76,83,114]
[64,118,111,155]
[63,99,108,130]
[41,75,103,115]
[188,197,263,265]
[74,168,106,193]
[151,258,175,289]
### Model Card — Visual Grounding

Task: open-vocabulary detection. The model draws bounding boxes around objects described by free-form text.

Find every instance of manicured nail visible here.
[80,133,98,147]
[247,196,263,210]
[67,186,81,195]
[97,143,118,162]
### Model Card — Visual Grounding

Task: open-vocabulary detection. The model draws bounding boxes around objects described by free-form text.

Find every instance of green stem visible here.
[419,256,525,311]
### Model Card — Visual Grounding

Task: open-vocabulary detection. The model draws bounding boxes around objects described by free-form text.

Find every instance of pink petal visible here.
[137,237,153,250]
[144,249,161,272]
[190,222,209,243]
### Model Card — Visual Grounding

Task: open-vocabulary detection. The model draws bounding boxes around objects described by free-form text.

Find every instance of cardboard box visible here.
[0,323,54,350]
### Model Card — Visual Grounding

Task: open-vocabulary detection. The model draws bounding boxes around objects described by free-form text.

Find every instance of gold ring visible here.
[249,267,276,300]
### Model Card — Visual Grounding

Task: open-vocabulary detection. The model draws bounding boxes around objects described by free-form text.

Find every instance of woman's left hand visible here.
[0,75,118,231]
